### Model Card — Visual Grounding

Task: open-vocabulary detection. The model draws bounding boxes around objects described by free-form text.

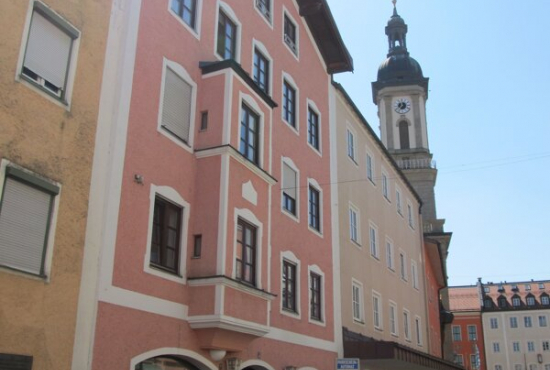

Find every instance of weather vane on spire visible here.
[392,0,397,7]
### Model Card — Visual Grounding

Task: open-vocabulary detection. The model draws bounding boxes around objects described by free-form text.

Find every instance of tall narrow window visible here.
[308,186,320,232]
[468,325,478,340]
[411,261,419,289]
[415,317,422,345]
[239,104,260,164]
[150,197,182,274]
[366,154,374,182]
[407,203,414,228]
[282,163,297,215]
[373,294,382,329]
[352,282,363,322]
[21,4,79,101]
[171,0,197,29]
[470,354,479,370]
[255,0,271,21]
[510,317,518,328]
[307,107,319,150]
[282,260,297,312]
[399,252,407,280]
[0,167,59,276]
[389,303,397,335]
[347,130,355,161]
[253,48,269,94]
[349,207,358,243]
[539,315,548,327]
[524,316,532,328]
[310,272,322,321]
[403,310,410,340]
[283,14,297,53]
[192,234,202,258]
[386,241,394,270]
[396,189,402,214]
[513,342,521,352]
[452,326,462,341]
[235,219,256,286]
[217,11,236,59]
[161,67,193,144]
[399,121,410,149]
[369,225,378,258]
[382,172,389,199]
[283,81,296,127]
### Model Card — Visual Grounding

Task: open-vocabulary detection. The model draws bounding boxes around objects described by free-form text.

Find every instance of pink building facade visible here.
[72,1,352,369]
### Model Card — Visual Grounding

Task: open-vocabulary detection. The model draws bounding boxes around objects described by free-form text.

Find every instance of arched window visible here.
[135,356,199,370]
[399,121,410,149]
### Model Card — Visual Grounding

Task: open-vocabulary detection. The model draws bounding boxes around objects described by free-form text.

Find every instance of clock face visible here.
[394,98,411,114]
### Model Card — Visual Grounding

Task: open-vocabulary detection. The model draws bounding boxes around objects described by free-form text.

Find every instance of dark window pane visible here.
[236,219,256,286]
[150,197,182,274]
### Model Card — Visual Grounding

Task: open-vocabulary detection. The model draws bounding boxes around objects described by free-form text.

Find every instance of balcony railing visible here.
[396,158,436,170]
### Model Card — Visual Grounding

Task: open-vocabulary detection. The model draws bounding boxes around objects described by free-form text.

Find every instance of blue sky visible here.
[327,0,550,286]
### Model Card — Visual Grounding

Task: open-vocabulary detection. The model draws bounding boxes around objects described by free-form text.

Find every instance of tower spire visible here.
[392,0,397,16]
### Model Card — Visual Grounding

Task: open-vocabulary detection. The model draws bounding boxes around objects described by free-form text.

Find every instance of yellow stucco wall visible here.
[0,0,111,369]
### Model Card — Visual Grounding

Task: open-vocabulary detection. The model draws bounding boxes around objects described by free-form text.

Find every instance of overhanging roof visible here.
[296,0,353,73]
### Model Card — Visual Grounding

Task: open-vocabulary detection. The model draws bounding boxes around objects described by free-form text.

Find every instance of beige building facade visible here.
[0,0,112,369]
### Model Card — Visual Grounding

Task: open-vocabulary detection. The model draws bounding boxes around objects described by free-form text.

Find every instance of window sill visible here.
[145,263,186,284]
[308,226,323,238]
[0,264,48,281]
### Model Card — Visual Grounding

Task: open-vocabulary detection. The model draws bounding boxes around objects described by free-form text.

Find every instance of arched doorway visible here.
[135,356,200,370]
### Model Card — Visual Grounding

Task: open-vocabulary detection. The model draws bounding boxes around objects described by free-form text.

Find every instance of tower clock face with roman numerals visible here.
[394,98,411,114]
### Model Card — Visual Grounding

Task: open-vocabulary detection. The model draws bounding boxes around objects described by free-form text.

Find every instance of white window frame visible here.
[369,222,379,259]
[542,340,549,351]
[403,309,411,341]
[513,342,521,352]
[346,128,357,163]
[527,341,536,352]
[157,58,197,152]
[168,0,202,38]
[306,99,322,155]
[490,317,498,329]
[386,237,395,271]
[539,315,548,327]
[281,157,299,221]
[215,2,241,62]
[411,260,419,289]
[382,168,390,201]
[232,208,264,289]
[143,184,190,284]
[254,0,273,27]
[372,291,383,330]
[281,71,300,133]
[16,1,81,109]
[238,93,265,167]
[524,316,532,328]
[399,249,407,281]
[407,201,414,229]
[366,152,375,184]
[493,342,500,353]
[0,160,61,280]
[308,264,325,325]
[307,178,323,237]
[452,325,462,341]
[415,316,423,346]
[389,301,398,336]
[396,187,402,215]
[280,251,301,319]
[510,316,518,328]
[252,39,273,96]
[352,279,364,323]
[282,7,299,59]
[349,203,360,245]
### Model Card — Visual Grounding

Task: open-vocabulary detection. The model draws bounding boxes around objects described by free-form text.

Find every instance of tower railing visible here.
[396,158,436,170]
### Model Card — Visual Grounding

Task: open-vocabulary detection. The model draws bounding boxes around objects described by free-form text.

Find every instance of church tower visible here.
[372,2,442,232]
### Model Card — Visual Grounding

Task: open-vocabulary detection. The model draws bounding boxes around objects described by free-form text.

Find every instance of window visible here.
[542,295,550,305]
[510,316,518,328]
[0,166,59,276]
[529,365,538,370]
[527,296,536,306]
[366,154,374,182]
[239,104,260,164]
[20,3,79,102]
[352,281,364,322]
[310,272,322,321]
[308,185,320,232]
[283,81,296,127]
[372,293,382,329]
[283,13,297,54]
[415,317,422,346]
[150,197,182,274]
[498,296,507,308]
[396,188,402,214]
[369,224,379,259]
[526,284,532,291]
[349,206,359,243]
[468,325,478,340]
[255,0,271,21]
[452,325,462,341]
[282,162,297,215]
[347,130,356,161]
[403,310,411,341]
[382,171,389,199]
[307,107,320,150]
[495,366,502,370]
[399,121,410,149]
[217,10,237,59]
[485,298,493,308]
[490,317,498,329]
[200,111,208,131]
[253,48,269,94]
[540,283,546,290]
[525,316,532,328]
[192,234,202,258]
[542,341,549,351]
[470,354,480,370]
[527,341,535,352]
[386,240,394,270]
[399,252,407,281]
[493,342,500,353]
[539,315,547,327]
[282,260,297,312]
[235,219,256,286]
[161,66,194,145]
[545,365,550,370]
[512,296,521,307]
[484,286,491,293]
[411,261,419,289]
[407,203,414,228]
[513,342,520,352]
[389,303,397,335]
[515,365,523,370]
[455,355,464,366]
[171,0,197,29]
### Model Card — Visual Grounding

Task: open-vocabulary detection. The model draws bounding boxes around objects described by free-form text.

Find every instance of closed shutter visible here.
[0,177,53,275]
[282,163,296,199]
[24,11,73,90]
[161,67,193,143]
